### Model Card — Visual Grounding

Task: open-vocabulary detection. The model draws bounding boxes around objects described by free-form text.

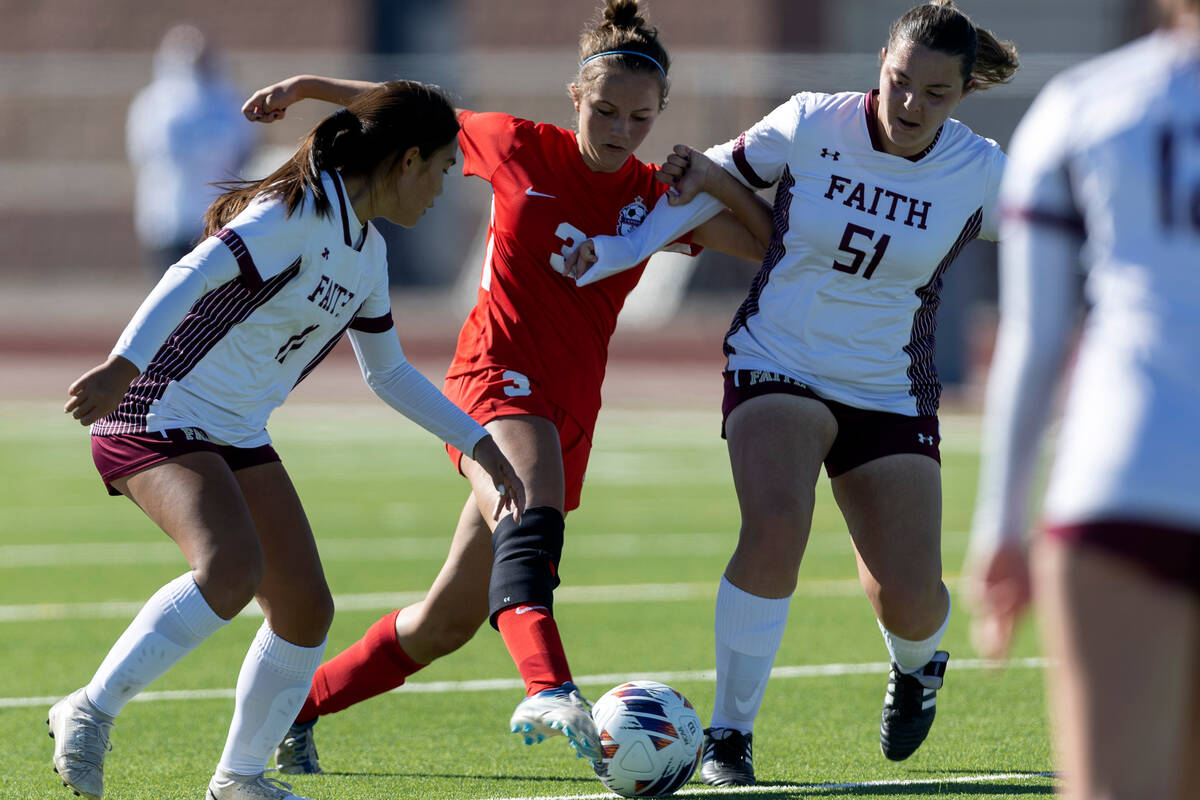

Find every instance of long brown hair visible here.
[888,0,1020,91]
[203,80,458,236]
[577,0,671,110]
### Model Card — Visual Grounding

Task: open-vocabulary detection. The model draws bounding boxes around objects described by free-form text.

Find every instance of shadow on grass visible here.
[677,771,1056,798]
[319,770,597,784]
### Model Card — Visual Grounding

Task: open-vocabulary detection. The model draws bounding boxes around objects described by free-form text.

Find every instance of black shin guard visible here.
[488,506,565,628]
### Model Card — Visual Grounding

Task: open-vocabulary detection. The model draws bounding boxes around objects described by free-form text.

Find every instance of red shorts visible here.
[721,369,940,478]
[443,367,593,512]
[91,428,280,496]
[1045,518,1200,592]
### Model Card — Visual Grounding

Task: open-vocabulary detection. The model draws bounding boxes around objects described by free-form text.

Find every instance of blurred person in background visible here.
[966,0,1200,796]
[241,0,770,773]
[569,0,1019,784]
[51,81,522,800]
[127,23,257,284]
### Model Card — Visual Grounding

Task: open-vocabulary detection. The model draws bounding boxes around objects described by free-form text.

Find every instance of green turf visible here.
[0,400,1053,799]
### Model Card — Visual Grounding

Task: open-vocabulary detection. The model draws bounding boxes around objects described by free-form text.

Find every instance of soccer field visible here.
[0,399,1054,799]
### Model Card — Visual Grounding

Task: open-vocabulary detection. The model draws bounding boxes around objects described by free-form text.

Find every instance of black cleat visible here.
[880,650,948,761]
[699,727,755,786]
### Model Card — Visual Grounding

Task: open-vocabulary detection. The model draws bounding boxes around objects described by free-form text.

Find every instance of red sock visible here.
[295,609,425,723]
[496,605,573,696]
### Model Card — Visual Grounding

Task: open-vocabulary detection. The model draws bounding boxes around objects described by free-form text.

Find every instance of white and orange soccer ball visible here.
[590,680,704,798]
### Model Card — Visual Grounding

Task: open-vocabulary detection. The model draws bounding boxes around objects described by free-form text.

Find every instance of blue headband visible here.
[580,49,666,78]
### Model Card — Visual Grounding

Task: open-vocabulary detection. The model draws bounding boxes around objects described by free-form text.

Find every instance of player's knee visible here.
[425,614,486,657]
[487,506,565,628]
[741,491,813,535]
[735,520,805,571]
[194,543,264,617]
[303,583,336,633]
[872,581,944,634]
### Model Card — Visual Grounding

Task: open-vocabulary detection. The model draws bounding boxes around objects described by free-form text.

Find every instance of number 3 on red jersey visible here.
[548,222,587,275]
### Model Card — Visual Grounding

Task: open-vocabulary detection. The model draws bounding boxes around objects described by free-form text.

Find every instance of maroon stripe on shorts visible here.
[1045,519,1200,591]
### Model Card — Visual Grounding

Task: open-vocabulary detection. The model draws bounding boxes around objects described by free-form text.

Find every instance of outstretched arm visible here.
[242,75,384,123]
[348,328,526,521]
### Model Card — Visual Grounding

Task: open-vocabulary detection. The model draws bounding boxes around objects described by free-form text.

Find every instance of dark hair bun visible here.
[604,0,645,31]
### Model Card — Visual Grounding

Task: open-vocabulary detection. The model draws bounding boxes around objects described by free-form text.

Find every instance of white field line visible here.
[484,769,1057,800]
[0,578,894,623]
[0,656,1049,710]
[0,531,971,568]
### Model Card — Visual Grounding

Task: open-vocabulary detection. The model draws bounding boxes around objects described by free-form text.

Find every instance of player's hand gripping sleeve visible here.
[349,328,488,456]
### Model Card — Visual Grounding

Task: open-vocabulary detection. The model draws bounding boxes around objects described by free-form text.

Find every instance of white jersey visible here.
[973,31,1200,545]
[93,171,486,454]
[582,91,1005,415]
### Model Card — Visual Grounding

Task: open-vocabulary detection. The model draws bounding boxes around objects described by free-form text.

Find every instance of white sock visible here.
[217,621,325,776]
[85,572,227,717]
[710,576,791,734]
[877,595,951,674]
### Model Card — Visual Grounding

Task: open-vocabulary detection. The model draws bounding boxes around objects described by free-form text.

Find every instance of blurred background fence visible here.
[0,0,1158,395]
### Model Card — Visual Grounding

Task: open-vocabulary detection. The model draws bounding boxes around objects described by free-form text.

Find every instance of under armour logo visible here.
[820,148,840,160]
[320,247,330,260]
[917,433,935,445]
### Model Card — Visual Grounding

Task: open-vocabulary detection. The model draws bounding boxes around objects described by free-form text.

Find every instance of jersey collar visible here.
[327,169,368,251]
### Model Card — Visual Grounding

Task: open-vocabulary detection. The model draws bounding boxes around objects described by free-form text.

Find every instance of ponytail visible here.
[204,80,458,236]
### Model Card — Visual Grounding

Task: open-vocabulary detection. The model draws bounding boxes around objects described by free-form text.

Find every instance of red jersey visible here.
[448,110,697,434]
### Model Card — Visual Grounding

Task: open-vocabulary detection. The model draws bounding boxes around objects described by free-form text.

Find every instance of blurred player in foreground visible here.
[242,0,769,773]
[52,82,522,800]
[568,0,1019,784]
[966,1,1200,797]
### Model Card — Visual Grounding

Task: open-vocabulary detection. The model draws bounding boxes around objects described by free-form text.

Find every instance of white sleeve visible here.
[979,146,1007,242]
[109,237,241,371]
[348,328,489,457]
[577,191,724,286]
[576,95,801,287]
[969,87,1085,555]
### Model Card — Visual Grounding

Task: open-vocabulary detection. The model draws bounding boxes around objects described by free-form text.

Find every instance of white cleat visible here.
[206,769,312,800]
[509,681,601,762]
[47,689,113,800]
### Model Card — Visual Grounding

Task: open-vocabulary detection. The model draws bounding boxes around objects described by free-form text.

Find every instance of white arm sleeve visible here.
[110,252,234,371]
[969,221,1082,555]
[348,328,488,457]
[577,189,725,287]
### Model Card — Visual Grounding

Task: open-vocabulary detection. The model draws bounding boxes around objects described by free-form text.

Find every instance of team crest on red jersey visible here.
[617,196,648,235]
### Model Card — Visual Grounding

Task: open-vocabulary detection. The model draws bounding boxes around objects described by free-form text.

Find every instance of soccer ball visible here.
[590,680,704,798]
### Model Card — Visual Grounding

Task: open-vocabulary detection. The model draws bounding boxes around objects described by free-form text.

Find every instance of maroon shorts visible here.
[721,369,940,478]
[443,367,593,512]
[1045,519,1200,591]
[91,428,281,496]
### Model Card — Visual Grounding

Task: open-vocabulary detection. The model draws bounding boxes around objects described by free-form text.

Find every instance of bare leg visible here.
[394,497,493,663]
[236,461,333,646]
[832,454,949,640]
[1034,535,1199,800]
[723,395,835,598]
